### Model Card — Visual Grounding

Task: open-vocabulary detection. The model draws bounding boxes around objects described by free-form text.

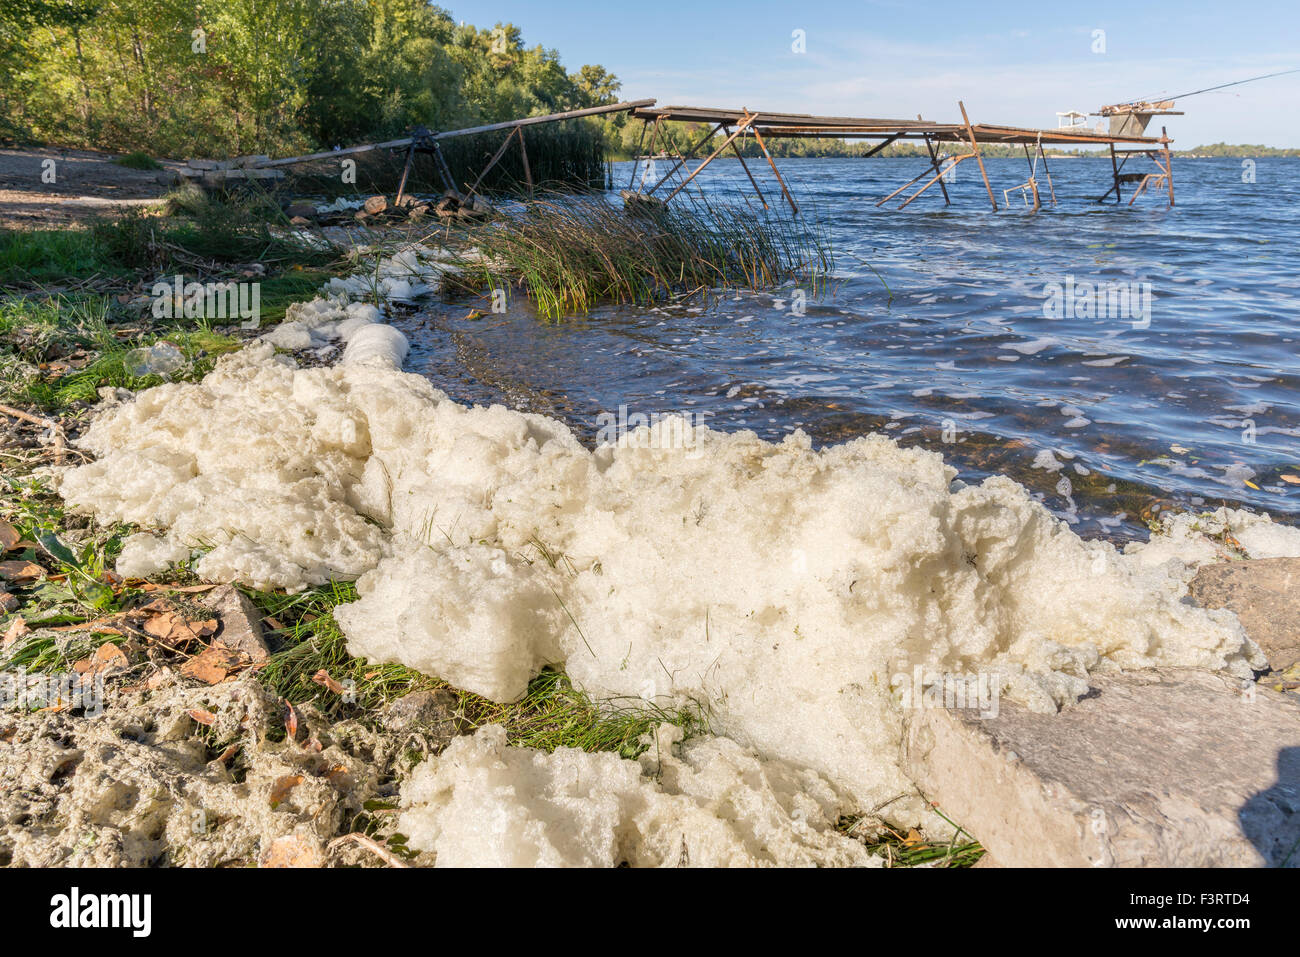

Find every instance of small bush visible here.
[115,151,162,170]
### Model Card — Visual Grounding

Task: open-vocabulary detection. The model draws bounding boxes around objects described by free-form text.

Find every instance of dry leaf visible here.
[143,610,218,647]
[0,560,44,583]
[186,708,217,726]
[74,642,129,684]
[283,701,300,740]
[1281,475,1300,485]
[3,615,29,648]
[179,643,245,684]
[269,774,303,807]
[1244,479,1260,490]
[311,669,345,694]
[902,828,924,847]
[0,519,19,552]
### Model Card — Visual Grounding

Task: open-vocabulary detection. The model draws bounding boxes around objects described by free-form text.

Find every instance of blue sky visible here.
[446,0,1300,146]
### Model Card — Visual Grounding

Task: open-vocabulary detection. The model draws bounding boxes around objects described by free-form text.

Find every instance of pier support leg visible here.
[663,111,756,204]
[959,100,998,211]
[648,122,725,195]
[923,134,951,205]
[751,127,799,215]
[1161,127,1175,207]
[725,128,769,209]
[1108,143,1123,204]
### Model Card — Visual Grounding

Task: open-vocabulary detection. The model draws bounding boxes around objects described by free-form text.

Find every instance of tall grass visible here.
[447,192,833,320]
[287,120,610,198]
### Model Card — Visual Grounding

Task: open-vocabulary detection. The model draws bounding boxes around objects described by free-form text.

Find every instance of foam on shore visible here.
[54,321,1293,828]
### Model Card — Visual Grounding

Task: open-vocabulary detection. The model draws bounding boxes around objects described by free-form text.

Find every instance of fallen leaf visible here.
[0,560,44,583]
[3,615,29,648]
[283,700,300,740]
[1281,475,1300,485]
[902,828,924,847]
[0,591,17,613]
[186,708,217,726]
[0,520,19,552]
[269,774,303,807]
[1244,479,1260,490]
[311,669,345,694]
[143,610,218,647]
[73,642,129,683]
[179,643,246,684]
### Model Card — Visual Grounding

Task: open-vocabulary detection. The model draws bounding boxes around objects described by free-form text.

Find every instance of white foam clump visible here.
[53,340,1272,822]
[323,245,460,303]
[397,724,878,867]
[1126,506,1300,567]
[259,298,383,352]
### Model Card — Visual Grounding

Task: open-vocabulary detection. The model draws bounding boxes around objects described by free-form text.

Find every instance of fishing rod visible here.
[1119,67,1300,108]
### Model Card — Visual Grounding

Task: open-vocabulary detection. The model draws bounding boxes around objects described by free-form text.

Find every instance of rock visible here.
[903,668,1300,867]
[0,592,16,613]
[363,195,388,215]
[200,584,269,661]
[379,688,464,747]
[285,202,317,219]
[289,215,312,227]
[1190,558,1300,671]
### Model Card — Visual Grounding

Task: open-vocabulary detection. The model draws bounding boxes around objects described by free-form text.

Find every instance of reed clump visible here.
[446,192,832,320]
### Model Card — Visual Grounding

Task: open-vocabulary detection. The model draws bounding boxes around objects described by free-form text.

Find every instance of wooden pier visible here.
[624,101,1176,213]
[201,97,1177,214]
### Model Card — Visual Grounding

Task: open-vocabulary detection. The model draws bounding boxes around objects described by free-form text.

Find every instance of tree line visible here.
[0,0,623,158]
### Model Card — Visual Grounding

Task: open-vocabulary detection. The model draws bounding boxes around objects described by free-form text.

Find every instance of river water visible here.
[394,155,1300,541]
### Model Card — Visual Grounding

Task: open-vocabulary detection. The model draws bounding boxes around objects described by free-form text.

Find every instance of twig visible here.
[327,832,410,868]
[0,403,57,429]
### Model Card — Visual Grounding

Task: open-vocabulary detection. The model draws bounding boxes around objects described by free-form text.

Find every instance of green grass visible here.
[446,191,833,320]
[1,191,338,288]
[115,151,161,171]
[0,230,123,285]
[251,580,707,757]
[0,295,242,411]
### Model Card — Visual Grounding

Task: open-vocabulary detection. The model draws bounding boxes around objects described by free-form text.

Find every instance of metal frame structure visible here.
[241,97,1176,216]
[625,101,1174,214]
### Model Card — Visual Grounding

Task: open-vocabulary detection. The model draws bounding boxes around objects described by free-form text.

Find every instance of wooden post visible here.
[663,112,757,203]
[648,121,725,195]
[923,134,951,205]
[518,126,533,193]
[627,118,650,189]
[1108,142,1122,203]
[898,156,971,209]
[1161,127,1175,207]
[750,126,799,214]
[959,100,997,211]
[725,127,769,209]
[1037,137,1057,205]
[465,127,520,198]
[394,143,416,207]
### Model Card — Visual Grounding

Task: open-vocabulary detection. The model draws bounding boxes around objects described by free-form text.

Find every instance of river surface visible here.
[394,155,1300,541]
